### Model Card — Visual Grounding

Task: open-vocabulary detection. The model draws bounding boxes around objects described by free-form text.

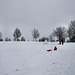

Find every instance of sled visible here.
[47,49,52,52]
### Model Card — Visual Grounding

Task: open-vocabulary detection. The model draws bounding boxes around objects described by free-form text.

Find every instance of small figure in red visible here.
[54,46,57,51]
[21,37,25,41]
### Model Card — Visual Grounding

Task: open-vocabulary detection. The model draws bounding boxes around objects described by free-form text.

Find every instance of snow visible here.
[0,42,75,75]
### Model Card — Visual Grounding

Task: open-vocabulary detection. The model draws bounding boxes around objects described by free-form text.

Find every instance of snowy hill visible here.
[0,42,75,75]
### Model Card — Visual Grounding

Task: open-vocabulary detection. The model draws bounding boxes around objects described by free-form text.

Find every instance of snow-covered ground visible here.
[0,42,75,75]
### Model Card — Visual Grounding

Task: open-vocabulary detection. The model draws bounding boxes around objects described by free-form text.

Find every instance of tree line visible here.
[0,20,75,42]
[32,20,75,43]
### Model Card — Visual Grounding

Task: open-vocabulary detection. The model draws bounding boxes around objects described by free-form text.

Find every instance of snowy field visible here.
[0,42,75,75]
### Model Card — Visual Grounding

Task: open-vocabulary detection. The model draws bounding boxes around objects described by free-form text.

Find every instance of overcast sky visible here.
[0,0,75,41]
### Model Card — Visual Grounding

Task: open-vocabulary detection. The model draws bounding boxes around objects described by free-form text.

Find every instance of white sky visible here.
[0,0,75,41]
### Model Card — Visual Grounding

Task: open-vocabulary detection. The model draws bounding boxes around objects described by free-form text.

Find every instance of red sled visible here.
[47,49,52,52]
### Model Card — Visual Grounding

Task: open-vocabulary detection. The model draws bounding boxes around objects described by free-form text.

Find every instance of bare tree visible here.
[13,28,21,41]
[0,32,3,41]
[0,32,2,38]
[67,20,75,42]
[49,34,54,42]
[5,37,9,41]
[5,37,11,41]
[32,29,40,41]
[39,37,49,42]
[53,26,66,44]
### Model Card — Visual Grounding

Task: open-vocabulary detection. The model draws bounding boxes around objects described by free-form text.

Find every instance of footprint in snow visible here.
[6,73,8,75]
[16,69,18,71]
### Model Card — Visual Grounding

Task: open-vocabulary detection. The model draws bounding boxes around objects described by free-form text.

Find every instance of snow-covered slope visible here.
[0,42,75,75]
